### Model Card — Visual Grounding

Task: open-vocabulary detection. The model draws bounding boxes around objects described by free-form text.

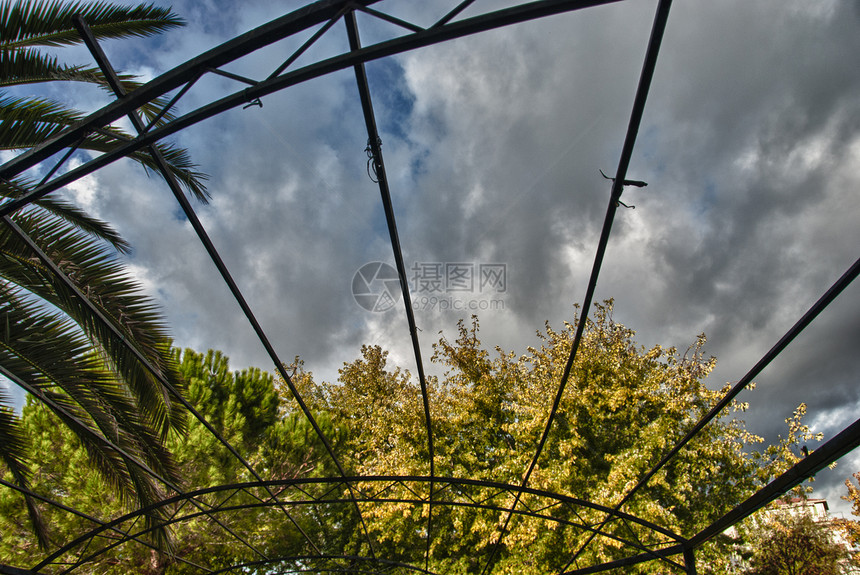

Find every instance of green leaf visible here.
[0,95,210,202]
[0,0,184,50]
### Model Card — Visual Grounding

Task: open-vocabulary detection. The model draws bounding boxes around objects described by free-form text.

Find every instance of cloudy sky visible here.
[5,0,859,515]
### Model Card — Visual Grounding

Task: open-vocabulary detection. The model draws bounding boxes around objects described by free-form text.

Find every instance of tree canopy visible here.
[285,302,819,573]
[743,508,850,575]
[0,304,836,573]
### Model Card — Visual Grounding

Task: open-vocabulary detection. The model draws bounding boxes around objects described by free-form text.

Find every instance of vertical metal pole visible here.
[683,546,697,575]
[344,10,436,569]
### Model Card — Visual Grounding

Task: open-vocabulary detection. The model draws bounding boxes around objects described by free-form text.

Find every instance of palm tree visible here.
[0,0,208,548]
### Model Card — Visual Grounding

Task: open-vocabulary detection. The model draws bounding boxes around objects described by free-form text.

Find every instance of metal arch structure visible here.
[23,476,691,574]
[0,0,858,573]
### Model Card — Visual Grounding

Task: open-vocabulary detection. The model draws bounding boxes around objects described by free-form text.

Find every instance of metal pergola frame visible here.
[1,0,858,573]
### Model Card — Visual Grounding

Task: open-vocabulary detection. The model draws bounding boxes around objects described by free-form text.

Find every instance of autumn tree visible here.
[2,304,819,573]
[285,301,810,573]
[833,472,860,569]
[744,509,849,575]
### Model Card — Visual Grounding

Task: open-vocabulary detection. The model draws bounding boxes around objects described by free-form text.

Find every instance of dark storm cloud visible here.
[635,0,860,432]
[396,1,656,326]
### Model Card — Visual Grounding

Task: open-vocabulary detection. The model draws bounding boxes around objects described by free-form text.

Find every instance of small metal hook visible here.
[601,169,647,209]
[365,138,382,183]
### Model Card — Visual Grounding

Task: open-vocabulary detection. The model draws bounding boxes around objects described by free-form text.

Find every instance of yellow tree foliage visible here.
[282,301,812,573]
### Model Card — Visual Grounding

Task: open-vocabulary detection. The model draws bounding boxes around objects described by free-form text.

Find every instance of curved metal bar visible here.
[614,255,860,516]
[690,413,860,549]
[561,543,686,575]
[77,492,674,566]
[0,0,382,188]
[0,0,623,217]
[1,3,854,575]
[0,479,212,573]
[34,475,688,573]
[209,554,441,575]
[0,369,267,569]
[4,215,270,570]
[48,500,682,573]
[2,6,632,562]
[71,16,325,557]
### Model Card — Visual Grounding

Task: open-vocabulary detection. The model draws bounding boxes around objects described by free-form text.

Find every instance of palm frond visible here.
[0,52,178,125]
[9,383,176,546]
[0,93,82,139]
[134,140,210,202]
[0,47,94,86]
[0,0,184,49]
[0,1,197,551]
[0,289,138,489]
[1,213,188,437]
[0,284,181,491]
[1,374,177,548]
[0,395,30,477]
[0,95,210,202]
[0,177,132,253]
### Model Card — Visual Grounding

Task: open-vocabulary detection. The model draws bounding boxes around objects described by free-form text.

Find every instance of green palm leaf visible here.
[0,47,102,86]
[0,0,184,49]
[1,176,131,252]
[1,211,188,435]
[0,51,179,124]
[0,286,177,541]
[0,95,210,202]
[0,1,209,202]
